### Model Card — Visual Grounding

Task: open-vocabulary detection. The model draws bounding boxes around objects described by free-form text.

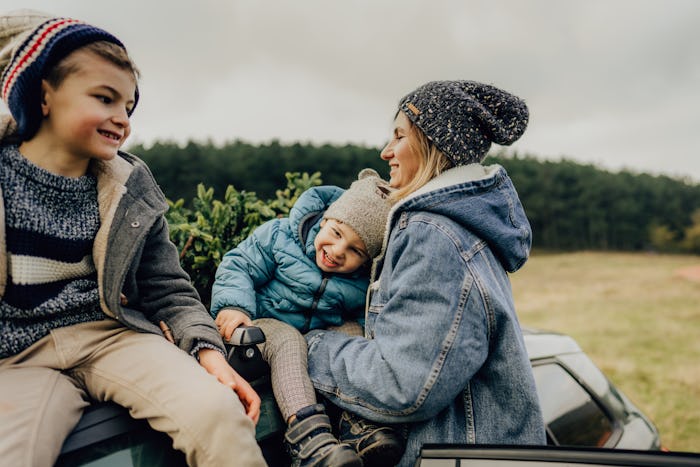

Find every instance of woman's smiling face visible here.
[380,112,421,189]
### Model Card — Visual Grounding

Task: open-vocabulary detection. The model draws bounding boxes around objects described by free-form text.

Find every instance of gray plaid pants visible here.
[254,318,363,421]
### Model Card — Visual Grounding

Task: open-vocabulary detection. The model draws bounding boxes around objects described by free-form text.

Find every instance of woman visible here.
[305,80,546,466]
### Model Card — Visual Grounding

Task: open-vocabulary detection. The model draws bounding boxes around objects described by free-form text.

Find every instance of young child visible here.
[0,10,265,466]
[211,169,403,466]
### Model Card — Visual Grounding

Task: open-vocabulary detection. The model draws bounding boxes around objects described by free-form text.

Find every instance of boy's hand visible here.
[215,308,253,342]
[197,348,261,424]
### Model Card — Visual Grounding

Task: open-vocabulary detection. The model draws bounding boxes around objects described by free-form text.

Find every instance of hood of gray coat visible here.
[111,151,168,212]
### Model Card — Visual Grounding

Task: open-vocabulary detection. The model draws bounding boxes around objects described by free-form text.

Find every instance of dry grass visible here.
[510,251,700,452]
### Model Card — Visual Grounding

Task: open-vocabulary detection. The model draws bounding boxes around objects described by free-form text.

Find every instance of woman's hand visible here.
[215,308,253,342]
[197,348,261,424]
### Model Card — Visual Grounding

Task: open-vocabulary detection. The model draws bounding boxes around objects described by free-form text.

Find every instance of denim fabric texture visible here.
[306,164,546,466]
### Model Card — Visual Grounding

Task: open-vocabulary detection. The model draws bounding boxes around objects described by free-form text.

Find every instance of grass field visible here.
[510,251,700,453]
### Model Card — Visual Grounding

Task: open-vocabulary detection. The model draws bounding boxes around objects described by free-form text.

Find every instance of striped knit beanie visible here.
[399,80,529,166]
[0,10,137,139]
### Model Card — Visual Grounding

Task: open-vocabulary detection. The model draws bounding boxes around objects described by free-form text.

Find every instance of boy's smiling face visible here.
[314,219,369,274]
[38,48,137,167]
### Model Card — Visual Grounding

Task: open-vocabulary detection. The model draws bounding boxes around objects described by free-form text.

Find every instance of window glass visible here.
[558,353,627,419]
[532,363,614,447]
[56,430,186,467]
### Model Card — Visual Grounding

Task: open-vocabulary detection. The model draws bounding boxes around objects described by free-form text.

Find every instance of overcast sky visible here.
[3,0,700,182]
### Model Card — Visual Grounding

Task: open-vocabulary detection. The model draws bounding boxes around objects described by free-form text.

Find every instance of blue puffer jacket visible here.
[210,186,368,332]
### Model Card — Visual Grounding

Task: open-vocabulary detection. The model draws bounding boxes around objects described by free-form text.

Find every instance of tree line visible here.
[129,139,700,254]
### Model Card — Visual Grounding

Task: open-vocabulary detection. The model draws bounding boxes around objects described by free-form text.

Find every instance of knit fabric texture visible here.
[0,10,133,139]
[399,80,529,166]
[0,145,104,358]
[323,168,393,258]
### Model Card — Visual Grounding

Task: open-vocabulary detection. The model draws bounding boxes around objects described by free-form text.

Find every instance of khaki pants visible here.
[0,319,266,467]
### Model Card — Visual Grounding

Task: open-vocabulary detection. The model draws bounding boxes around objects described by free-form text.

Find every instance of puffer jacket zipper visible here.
[303,274,329,332]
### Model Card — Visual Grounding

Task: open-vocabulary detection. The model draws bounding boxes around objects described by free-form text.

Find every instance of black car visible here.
[56,328,667,466]
[415,445,700,467]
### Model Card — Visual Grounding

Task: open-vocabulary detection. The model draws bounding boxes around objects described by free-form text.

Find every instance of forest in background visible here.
[128,139,700,254]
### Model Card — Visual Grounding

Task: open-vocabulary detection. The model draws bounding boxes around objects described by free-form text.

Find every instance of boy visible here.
[0,10,265,466]
[211,169,404,467]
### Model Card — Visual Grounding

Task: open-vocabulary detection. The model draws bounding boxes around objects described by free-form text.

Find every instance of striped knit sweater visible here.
[0,145,104,358]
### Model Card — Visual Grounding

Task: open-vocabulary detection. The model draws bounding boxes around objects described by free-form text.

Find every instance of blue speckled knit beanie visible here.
[399,80,529,166]
[0,10,137,139]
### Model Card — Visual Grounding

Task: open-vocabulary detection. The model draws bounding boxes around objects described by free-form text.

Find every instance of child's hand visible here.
[215,308,253,342]
[197,348,261,424]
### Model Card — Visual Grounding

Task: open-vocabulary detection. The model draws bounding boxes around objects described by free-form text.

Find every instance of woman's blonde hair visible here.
[390,117,453,202]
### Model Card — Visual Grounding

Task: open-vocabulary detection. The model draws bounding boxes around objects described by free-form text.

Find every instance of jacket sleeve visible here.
[133,216,225,354]
[210,220,279,319]
[306,220,490,424]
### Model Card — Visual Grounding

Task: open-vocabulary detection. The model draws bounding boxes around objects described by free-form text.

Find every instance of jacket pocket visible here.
[365,279,383,338]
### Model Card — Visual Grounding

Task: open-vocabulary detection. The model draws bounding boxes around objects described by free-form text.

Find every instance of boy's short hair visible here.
[0,10,139,139]
[45,40,139,89]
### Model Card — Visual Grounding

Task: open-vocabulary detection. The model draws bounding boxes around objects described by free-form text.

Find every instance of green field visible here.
[511,251,700,452]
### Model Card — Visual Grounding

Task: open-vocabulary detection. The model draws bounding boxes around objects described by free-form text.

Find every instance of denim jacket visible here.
[0,127,223,355]
[306,164,546,466]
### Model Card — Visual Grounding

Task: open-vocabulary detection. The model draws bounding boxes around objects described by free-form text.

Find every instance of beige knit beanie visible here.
[323,168,393,258]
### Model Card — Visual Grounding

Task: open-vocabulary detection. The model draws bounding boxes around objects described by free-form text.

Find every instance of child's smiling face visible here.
[38,48,136,165]
[314,218,369,274]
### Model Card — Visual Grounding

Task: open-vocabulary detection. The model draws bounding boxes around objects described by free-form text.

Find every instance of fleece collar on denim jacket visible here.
[375,163,532,274]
